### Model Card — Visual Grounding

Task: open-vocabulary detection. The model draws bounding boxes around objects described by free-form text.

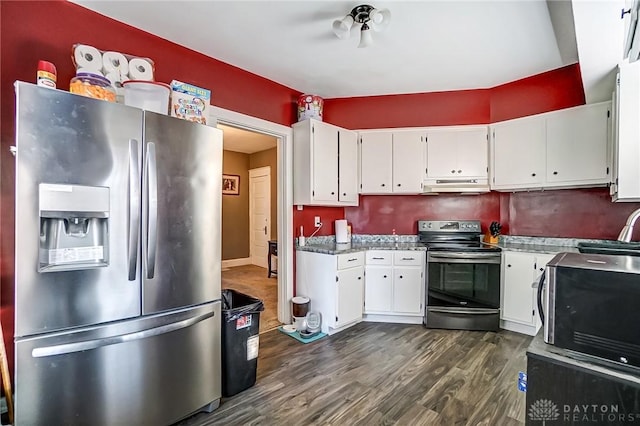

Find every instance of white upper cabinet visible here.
[293,119,359,206]
[359,131,425,194]
[612,60,640,202]
[490,102,611,191]
[491,117,546,188]
[392,131,425,193]
[545,103,610,185]
[360,132,393,194]
[338,130,359,203]
[425,127,488,180]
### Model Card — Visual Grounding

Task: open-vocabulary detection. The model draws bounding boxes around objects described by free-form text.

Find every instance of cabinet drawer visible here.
[393,251,423,266]
[365,250,392,265]
[337,252,365,270]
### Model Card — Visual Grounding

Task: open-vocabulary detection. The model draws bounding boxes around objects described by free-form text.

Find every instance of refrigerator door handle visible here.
[128,139,140,281]
[31,310,215,358]
[145,142,158,279]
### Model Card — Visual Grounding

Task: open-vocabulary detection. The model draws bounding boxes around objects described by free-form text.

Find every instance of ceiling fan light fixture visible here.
[358,23,374,48]
[369,7,391,30]
[332,4,390,48]
[332,14,354,39]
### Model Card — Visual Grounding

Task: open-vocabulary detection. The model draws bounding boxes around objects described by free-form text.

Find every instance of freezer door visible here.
[142,112,222,314]
[15,301,221,426]
[14,82,143,337]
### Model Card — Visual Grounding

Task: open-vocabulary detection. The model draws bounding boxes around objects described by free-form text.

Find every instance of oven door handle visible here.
[427,252,501,264]
[428,307,499,315]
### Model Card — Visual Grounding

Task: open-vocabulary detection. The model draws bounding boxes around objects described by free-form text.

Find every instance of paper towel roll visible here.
[128,58,154,81]
[73,45,103,72]
[102,51,129,77]
[335,219,349,243]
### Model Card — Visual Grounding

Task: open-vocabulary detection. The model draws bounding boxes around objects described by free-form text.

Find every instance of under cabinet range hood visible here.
[421,179,490,194]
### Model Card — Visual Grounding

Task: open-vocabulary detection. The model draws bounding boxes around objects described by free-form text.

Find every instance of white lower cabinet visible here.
[500,250,557,335]
[296,250,364,335]
[364,250,425,321]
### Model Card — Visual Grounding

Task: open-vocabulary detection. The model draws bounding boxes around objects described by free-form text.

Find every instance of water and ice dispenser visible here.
[38,183,110,272]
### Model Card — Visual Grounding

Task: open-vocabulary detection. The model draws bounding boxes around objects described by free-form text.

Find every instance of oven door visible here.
[426,251,501,330]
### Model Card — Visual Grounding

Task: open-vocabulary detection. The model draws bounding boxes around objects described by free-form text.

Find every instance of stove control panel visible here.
[418,220,481,233]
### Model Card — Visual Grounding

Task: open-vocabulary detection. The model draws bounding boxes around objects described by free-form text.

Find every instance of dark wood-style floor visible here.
[222,265,280,333]
[177,322,532,426]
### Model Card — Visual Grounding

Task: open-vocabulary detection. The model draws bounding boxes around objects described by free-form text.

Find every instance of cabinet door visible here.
[312,123,339,202]
[425,131,459,178]
[364,266,393,313]
[546,103,610,184]
[455,128,488,178]
[392,131,425,193]
[492,118,546,188]
[336,266,364,327]
[501,252,535,325]
[392,268,423,314]
[360,133,393,193]
[615,61,640,201]
[338,129,359,203]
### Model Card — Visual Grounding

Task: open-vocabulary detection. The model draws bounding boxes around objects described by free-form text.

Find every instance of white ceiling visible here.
[72,0,625,102]
[219,124,277,154]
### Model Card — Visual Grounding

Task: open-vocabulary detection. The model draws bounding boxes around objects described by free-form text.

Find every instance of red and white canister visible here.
[297,94,323,121]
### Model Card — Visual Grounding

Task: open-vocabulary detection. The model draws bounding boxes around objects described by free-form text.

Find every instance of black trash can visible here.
[221,289,265,397]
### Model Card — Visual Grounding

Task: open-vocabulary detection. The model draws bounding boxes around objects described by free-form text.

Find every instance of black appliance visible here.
[419,220,502,331]
[541,252,640,372]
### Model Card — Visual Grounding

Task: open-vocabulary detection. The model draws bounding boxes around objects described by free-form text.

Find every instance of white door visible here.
[338,129,359,203]
[501,252,535,325]
[426,130,459,178]
[392,268,423,314]
[336,267,364,327]
[455,128,488,178]
[364,267,393,313]
[249,166,271,268]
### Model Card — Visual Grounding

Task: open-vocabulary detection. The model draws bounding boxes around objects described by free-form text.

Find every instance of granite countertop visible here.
[296,241,427,255]
[296,234,611,255]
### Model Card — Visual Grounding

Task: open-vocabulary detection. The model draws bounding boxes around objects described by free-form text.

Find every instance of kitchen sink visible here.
[577,241,640,256]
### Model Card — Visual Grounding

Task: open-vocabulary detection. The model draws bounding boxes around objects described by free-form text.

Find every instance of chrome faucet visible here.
[617,208,640,242]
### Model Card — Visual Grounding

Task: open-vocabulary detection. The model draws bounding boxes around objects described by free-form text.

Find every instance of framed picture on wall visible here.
[222,174,240,195]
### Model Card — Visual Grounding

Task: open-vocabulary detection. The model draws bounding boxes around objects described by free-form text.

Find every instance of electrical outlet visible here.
[314,216,321,227]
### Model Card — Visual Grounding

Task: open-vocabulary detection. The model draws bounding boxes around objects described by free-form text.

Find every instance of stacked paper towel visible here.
[335,219,349,244]
[73,44,155,85]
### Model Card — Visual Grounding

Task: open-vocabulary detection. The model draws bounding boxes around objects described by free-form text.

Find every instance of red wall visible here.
[0,0,301,382]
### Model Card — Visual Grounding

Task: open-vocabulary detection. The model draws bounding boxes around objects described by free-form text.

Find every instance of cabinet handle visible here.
[343,193,346,196]
[381,183,386,187]
[348,258,358,262]
[539,267,544,271]
[331,191,335,195]
[457,170,462,173]
[507,264,512,268]
[372,257,385,260]
[401,257,415,261]
[553,171,558,175]
[451,170,455,174]
[358,276,362,280]
[399,275,403,279]
[383,275,387,278]
[397,183,401,187]
[531,173,536,177]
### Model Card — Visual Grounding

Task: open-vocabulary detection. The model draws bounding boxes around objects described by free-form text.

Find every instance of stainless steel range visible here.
[418,220,502,331]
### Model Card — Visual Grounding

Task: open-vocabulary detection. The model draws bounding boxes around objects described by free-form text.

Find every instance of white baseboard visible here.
[221,257,251,269]
[364,314,423,325]
[500,319,537,336]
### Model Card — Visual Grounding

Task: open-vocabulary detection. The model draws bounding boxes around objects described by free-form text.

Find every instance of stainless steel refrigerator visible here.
[13,82,223,425]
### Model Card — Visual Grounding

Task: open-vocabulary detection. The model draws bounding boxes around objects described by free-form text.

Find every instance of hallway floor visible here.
[222,264,280,333]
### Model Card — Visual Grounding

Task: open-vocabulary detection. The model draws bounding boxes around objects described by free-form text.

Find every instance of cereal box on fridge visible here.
[170,80,211,125]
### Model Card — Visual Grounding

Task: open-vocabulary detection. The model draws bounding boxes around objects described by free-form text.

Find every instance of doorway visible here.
[211,106,294,329]
[219,124,280,332]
